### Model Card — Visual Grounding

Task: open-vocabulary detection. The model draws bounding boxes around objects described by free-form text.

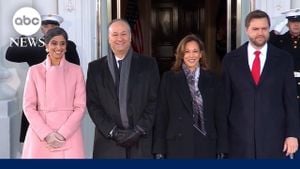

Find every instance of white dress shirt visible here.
[247,43,268,74]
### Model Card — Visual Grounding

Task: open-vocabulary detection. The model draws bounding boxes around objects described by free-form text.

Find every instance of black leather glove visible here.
[117,128,142,148]
[109,127,124,143]
[154,154,165,159]
[217,153,228,159]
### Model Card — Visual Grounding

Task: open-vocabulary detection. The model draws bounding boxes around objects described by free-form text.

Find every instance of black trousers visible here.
[20,110,29,142]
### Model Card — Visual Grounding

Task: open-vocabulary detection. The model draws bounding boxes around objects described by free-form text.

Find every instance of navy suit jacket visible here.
[222,42,300,158]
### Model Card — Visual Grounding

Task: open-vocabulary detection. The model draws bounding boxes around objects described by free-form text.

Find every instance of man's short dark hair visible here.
[245,10,270,28]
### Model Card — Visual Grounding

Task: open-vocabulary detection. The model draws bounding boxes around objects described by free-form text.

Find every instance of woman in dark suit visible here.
[153,34,227,158]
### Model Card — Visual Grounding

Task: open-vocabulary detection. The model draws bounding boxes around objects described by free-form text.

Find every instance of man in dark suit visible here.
[86,19,160,158]
[222,10,300,158]
[5,14,80,143]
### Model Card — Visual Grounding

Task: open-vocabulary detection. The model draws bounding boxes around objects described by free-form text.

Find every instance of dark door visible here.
[110,0,236,74]
[151,0,205,75]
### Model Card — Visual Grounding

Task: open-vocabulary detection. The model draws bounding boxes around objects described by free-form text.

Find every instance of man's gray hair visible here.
[108,19,131,34]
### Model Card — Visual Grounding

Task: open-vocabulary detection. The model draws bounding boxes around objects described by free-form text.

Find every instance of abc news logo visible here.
[14,15,40,26]
[10,37,45,47]
[11,7,44,47]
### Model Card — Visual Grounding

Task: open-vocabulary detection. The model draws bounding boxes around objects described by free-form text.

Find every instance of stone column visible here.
[0,66,19,158]
[0,98,19,158]
[0,0,27,158]
[291,0,300,8]
[32,0,58,15]
[58,0,100,158]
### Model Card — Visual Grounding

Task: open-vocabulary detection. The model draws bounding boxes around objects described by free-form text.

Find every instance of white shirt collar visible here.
[115,56,123,68]
[247,43,268,74]
[248,43,268,57]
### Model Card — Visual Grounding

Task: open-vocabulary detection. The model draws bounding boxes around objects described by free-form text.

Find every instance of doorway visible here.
[151,0,205,74]
[150,0,237,74]
[111,0,237,74]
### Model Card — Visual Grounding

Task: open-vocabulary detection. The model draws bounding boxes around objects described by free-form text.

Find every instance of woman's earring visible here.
[46,48,49,53]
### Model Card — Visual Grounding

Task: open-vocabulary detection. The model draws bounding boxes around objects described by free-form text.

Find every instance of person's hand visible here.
[55,132,65,141]
[117,128,142,148]
[273,19,288,35]
[283,137,298,156]
[217,153,228,159]
[154,154,165,159]
[109,127,124,142]
[45,132,65,149]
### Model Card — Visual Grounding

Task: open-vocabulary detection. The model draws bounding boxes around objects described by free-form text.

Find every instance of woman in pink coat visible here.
[22,27,86,158]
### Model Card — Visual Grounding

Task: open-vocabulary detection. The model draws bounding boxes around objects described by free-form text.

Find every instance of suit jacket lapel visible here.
[103,58,118,101]
[176,71,193,116]
[235,43,278,87]
[259,44,278,86]
[198,69,206,96]
[236,43,258,86]
[198,69,208,115]
[127,54,138,101]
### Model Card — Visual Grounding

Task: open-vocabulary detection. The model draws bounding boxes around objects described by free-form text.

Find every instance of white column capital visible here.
[32,0,58,15]
[291,0,300,8]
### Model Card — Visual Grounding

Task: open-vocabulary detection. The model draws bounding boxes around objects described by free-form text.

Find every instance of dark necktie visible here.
[118,60,122,71]
[116,60,122,94]
[252,51,261,85]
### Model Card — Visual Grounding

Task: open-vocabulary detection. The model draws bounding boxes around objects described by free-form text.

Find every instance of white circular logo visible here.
[12,7,41,36]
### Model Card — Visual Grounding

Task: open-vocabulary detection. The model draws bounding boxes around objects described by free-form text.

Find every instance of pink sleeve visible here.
[23,67,53,140]
[58,68,86,139]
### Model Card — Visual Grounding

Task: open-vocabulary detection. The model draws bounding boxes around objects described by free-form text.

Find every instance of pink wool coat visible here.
[22,56,86,158]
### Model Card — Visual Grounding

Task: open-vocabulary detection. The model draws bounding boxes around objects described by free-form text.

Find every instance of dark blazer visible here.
[222,42,300,158]
[86,52,160,158]
[5,38,80,142]
[152,69,228,158]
